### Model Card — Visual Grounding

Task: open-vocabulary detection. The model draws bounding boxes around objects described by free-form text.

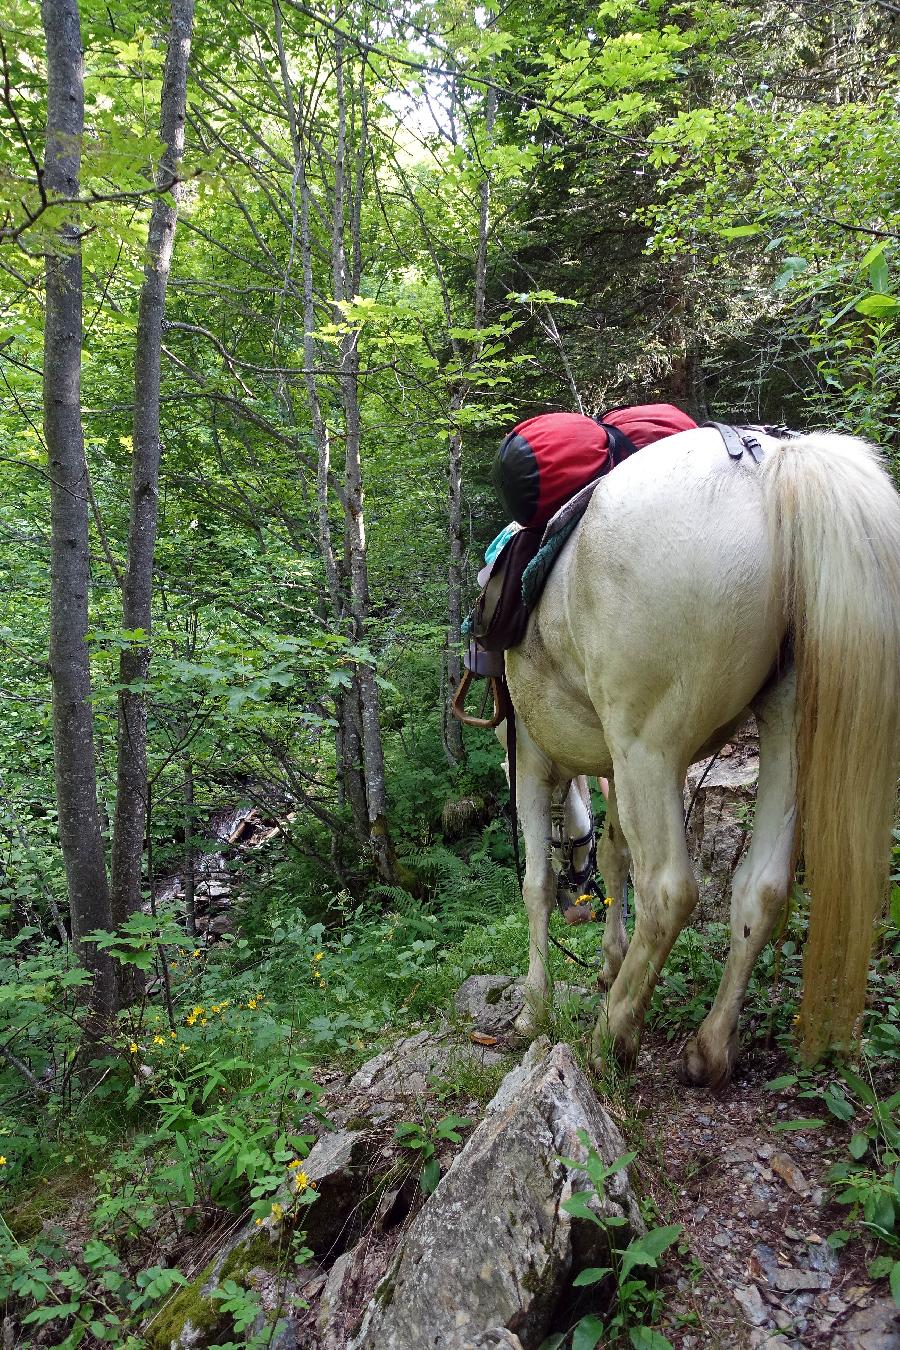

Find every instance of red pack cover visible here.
[493,403,696,527]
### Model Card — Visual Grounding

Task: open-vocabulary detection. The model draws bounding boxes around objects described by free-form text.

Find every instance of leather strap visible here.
[706,421,765,464]
[598,421,639,467]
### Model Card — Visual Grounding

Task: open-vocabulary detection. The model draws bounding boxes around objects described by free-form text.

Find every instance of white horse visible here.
[504,425,900,1085]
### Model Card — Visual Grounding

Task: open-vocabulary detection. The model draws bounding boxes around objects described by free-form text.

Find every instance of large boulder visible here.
[349,1039,643,1350]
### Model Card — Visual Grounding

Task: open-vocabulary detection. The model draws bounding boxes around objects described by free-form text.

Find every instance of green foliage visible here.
[551,1130,681,1349]
[394,1112,473,1194]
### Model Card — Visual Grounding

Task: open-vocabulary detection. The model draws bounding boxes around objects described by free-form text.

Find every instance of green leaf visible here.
[855,293,900,318]
[890,883,900,929]
[869,253,890,293]
[890,1262,900,1309]
[720,224,761,240]
[630,1329,675,1350]
[420,1157,441,1194]
[773,257,808,291]
[849,1132,869,1160]
[572,1315,605,1350]
[772,1118,825,1132]
[827,1229,851,1249]
[765,1074,797,1091]
[840,1068,876,1108]
[561,1192,603,1226]
[572,1266,612,1286]
[621,1224,683,1278]
[859,240,889,270]
[823,1090,855,1122]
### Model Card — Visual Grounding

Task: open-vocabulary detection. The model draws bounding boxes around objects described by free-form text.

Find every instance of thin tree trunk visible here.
[337,54,395,881]
[443,85,497,764]
[41,0,117,1024]
[110,0,195,987]
[183,756,196,938]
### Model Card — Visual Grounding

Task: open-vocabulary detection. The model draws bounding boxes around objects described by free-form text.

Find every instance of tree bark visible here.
[41,0,116,1021]
[443,84,497,764]
[337,53,395,881]
[109,0,195,978]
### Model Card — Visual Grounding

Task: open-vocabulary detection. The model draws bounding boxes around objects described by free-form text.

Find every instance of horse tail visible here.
[760,432,900,1061]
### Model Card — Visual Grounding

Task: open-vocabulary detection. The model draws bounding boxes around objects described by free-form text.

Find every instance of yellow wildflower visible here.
[193,949,201,958]
[201,1018,208,1026]
[186,1015,197,1027]
[604,895,614,908]
[192,1006,203,1017]
[313,952,324,962]
[271,1201,284,1221]
[153,1035,166,1045]
[293,1170,309,1190]
[0,1157,7,1167]
[576,894,592,906]
[170,962,179,970]
[255,1217,263,1227]
[128,1041,139,1054]
[179,1043,187,1053]
[171,1031,177,1039]
[247,999,258,1010]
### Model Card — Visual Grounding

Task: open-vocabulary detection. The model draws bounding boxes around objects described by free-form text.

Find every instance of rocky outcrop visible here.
[349,1038,643,1350]
[453,974,592,1037]
[684,722,759,923]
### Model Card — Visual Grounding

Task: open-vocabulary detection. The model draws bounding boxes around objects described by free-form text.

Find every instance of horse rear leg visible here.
[679,671,798,1087]
[597,783,630,987]
[595,748,698,1067]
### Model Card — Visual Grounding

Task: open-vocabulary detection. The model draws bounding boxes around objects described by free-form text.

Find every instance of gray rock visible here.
[734,1284,769,1326]
[349,1039,644,1350]
[303,1128,372,1253]
[684,722,759,921]
[453,975,590,1037]
[770,1268,831,1293]
[348,1025,507,1105]
[834,1300,900,1350]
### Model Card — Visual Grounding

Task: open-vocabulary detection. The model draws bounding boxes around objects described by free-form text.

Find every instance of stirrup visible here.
[450,669,507,728]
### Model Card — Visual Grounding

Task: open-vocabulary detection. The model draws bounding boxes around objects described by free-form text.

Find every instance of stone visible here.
[453,975,590,1037]
[770,1268,831,1293]
[734,1284,769,1326]
[683,719,759,921]
[770,1152,810,1197]
[834,1299,900,1350]
[349,1040,644,1350]
[348,1025,507,1106]
[302,1129,372,1254]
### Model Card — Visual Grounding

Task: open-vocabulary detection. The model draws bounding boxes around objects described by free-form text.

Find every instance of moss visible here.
[375,1272,395,1308]
[6,1169,90,1241]
[344,1114,374,1131]
[220,1232,284,1284]
[146,1260,227,1349]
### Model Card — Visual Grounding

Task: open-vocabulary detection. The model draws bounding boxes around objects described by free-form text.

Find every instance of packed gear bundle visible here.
[492,403,697,529]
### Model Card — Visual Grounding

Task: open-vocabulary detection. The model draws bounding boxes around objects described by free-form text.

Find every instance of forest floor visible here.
[632,1030,897,1349]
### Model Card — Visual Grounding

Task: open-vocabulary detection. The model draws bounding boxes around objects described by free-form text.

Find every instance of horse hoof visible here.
[677,1034,737,1088]
[591,1021,639,1074]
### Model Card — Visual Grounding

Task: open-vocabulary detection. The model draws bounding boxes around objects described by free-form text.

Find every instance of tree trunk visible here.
[337,53,395,882]
[41,0,117,1022]
[443,85,496,765]
[183,756,196,938]
[109,0,194,986]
